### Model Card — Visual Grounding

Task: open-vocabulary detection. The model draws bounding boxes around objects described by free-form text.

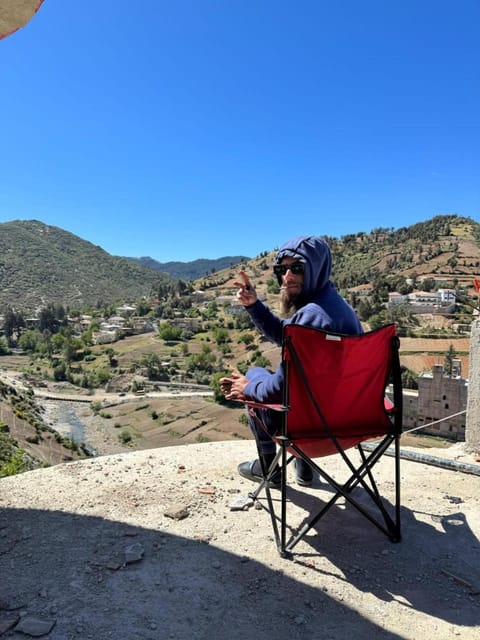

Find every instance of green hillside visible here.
[0,220,174,312]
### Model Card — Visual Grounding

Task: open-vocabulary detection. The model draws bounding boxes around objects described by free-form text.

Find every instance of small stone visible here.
[124,542,145,564]
[164,505,190,520]
[228,495,254,511]
[14,616,56,637]
[0,617,19,634]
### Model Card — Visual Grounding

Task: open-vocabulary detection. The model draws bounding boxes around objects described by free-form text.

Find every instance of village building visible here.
[400,360,468,441]
[388,289,456,314]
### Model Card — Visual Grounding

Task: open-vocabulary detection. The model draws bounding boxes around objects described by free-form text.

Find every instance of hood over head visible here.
[275,236,332,299]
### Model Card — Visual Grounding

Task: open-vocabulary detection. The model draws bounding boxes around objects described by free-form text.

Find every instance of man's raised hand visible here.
[233,270,257,306]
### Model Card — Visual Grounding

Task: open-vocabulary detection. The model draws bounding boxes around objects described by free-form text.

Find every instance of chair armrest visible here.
[244,401,289,412]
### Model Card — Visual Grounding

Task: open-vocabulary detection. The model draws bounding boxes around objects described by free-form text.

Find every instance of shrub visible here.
[90,401,102,414]
[119,429,133,444]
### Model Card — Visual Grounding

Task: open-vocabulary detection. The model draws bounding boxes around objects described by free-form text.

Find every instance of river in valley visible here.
[41,400,96,453]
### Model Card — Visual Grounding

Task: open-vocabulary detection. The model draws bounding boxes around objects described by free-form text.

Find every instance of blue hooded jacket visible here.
[244,236,363,403]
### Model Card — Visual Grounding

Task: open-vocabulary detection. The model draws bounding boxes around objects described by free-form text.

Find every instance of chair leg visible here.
[282,438,402,553]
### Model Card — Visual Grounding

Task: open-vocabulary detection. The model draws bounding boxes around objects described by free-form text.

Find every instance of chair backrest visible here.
[281,323,402,457]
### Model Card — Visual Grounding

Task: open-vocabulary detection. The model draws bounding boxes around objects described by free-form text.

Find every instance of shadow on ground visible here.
[263,481,480,630]
[1,506,410,640]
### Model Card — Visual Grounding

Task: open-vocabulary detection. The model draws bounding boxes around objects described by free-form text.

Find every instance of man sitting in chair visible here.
[220,235,363,487]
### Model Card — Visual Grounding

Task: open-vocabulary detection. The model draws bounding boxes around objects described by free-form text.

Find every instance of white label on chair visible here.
[326,334,342,341]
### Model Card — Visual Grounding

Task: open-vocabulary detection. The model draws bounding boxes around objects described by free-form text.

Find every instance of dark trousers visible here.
[247,408,281,456]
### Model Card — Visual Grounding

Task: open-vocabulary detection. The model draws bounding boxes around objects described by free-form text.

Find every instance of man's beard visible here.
[280,288,302,317]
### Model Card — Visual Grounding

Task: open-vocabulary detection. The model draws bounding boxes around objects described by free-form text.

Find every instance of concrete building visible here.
[416,360,467,440]
[399,388,418,432]
[392,359,467,441]
[388,289,456,315]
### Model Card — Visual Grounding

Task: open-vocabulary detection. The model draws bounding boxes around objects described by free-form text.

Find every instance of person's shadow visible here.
[271,481,480,629]
[1,506,410,640]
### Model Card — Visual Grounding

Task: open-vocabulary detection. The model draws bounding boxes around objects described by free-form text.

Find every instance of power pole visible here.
[466,318,480,455]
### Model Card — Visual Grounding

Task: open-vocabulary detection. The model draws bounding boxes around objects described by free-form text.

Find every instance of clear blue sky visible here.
[1,1,479,261]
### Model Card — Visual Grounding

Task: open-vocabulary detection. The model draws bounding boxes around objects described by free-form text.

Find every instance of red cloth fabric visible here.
[277,324,397,458]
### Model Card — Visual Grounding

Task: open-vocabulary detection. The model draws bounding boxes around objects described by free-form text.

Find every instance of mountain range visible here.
[128,255,249,280]
[0,215,479,313]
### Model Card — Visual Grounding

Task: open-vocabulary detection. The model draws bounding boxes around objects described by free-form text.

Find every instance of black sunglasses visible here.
[273,262,305,277]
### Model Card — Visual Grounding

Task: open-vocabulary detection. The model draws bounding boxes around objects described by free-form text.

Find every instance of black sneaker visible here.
[238,459,281,488]
[295,458,313,487]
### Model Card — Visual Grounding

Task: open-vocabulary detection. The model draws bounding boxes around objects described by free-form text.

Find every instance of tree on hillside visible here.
[205,300,219,319]
[105,348,118,367]
[0,337,9,355]
[185,345,216,375]
[444,344,457,377]
[267,278,280,294]
[234,312,253,331]
[18,329,42,352]
[38,303,67,333]
[356,299,375,322]
[213,327,230,345]
[237,332,255,347]
[3,308,25,344]
[141,353,168,380]
[63,337,76,366]
[401,366,418,390]
[158,323,183,341]
[420,278,436,292]
[53,361,67,381]
[136,300,152,316]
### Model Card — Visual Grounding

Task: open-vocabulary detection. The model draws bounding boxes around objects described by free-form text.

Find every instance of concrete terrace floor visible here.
[0,440,479,640]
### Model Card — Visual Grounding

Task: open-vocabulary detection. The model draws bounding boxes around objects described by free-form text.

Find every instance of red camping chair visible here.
[244,323,403,558]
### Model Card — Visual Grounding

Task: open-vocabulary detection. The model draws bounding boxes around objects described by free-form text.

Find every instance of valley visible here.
[1,214,479,472]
